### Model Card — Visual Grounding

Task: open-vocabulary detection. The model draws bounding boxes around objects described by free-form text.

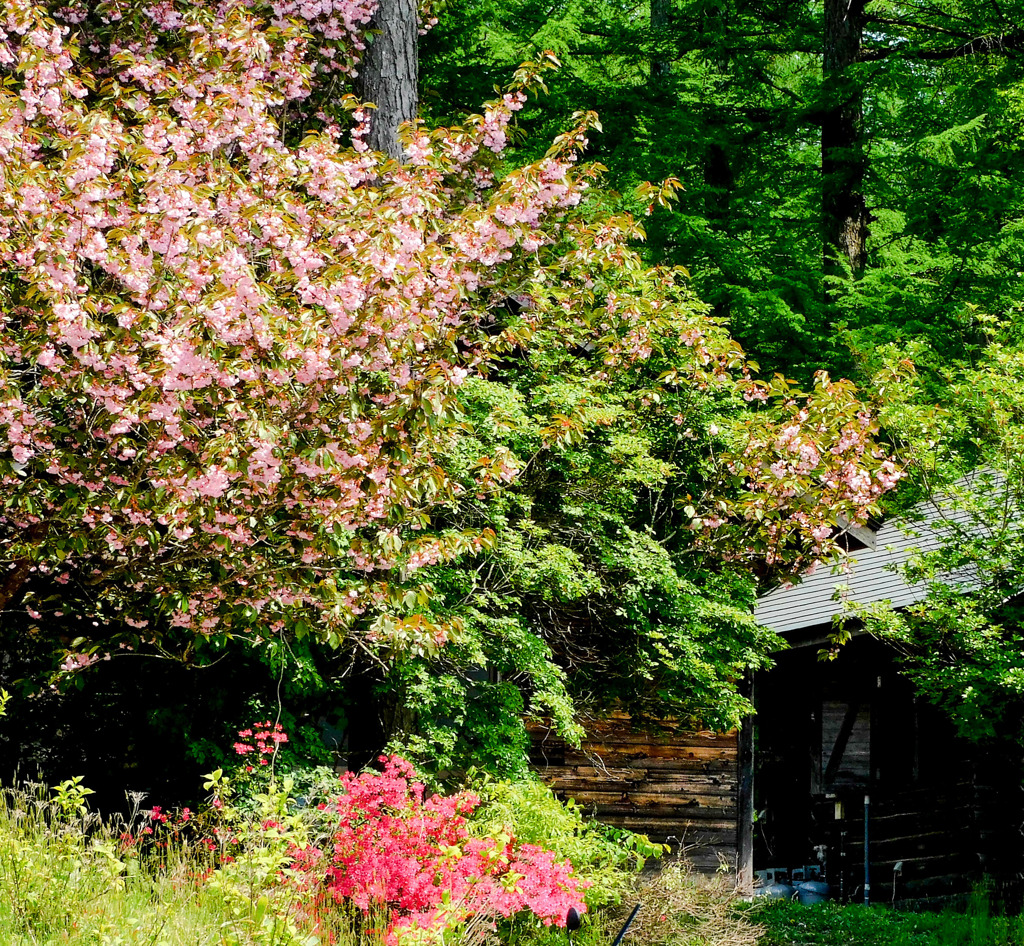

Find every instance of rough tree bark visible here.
[704,141,733,229]
[0,559,32,613]
[822,0,868,293]
[357,0,419,160]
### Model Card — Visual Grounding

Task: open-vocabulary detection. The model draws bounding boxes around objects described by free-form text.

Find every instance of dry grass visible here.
[605,861,763,946]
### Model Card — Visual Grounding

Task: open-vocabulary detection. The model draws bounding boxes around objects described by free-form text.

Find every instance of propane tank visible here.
[753,869,796,901]
[794,880,830,905]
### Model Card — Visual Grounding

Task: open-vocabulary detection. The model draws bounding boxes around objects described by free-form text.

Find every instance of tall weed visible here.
[0,781,226,944]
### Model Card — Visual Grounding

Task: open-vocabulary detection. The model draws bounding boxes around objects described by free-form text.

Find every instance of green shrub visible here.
[467,776,666,908]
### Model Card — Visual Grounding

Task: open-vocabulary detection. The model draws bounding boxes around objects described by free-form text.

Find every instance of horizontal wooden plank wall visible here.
[528,714,739,874]
[812,781,978,903]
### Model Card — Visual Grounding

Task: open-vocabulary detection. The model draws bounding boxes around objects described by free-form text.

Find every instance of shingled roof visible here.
[754,488,982,635]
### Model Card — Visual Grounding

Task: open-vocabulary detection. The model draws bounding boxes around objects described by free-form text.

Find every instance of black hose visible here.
[611,904,642,946]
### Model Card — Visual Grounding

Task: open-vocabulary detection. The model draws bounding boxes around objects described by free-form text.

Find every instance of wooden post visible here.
[736,672,755,896]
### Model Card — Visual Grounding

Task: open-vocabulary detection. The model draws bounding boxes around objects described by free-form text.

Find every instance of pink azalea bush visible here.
[196,727,589,942]
[289,756,589,943]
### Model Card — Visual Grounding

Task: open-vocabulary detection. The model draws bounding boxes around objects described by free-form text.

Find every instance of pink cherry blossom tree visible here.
[0,0,898,689]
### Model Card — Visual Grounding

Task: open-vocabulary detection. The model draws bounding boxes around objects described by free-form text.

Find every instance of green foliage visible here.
[385,662,539,779]
[203,770,321,946]
[415,323,786,733]
[466,776,660,907]
[852,333,1024,744]
[424,1,1024,389]
[50,776,96,819]
[0,781,228,945]
[856,593,1024,743]
[221,753,342,820]
[364,225,896,769]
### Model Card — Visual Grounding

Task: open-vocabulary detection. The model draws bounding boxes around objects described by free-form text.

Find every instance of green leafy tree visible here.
[422,1,1024,384]
[375,295,902,774]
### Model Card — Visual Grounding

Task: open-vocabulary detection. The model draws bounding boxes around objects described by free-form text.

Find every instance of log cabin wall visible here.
[756,635,1024,905]
[810,781,978,904]
[528,713,739,874]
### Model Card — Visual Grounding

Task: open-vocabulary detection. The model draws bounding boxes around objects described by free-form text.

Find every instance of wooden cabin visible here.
[532,486,1024,904]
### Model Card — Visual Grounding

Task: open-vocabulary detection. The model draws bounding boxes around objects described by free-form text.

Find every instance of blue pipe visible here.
[864,794,870,906]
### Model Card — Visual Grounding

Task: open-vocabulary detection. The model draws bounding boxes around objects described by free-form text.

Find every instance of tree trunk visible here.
[704,141,733,229]
[704,140,734,324]
[357,0,419,160]
[0,558,32,613]
[822,0,868,293]
[651,0,672,82]
[0,522,48,613]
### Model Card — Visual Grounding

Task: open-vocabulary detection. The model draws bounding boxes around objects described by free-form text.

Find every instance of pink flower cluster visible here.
[716,372,903,570]
[233,720,289,765]
[118,804,197,853]
[264,0,377,76]
[291,755,588,943]
[59,650,109,672]
[0,2,607,649]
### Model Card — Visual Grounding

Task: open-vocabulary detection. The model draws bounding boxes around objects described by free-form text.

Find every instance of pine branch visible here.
[862,14,974,39]
[861,29,1024,61]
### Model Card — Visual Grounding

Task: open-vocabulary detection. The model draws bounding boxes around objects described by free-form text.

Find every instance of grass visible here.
[0,783,237,945]
[751,897,1024,946]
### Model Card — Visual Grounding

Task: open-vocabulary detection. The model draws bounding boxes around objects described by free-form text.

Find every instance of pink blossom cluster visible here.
[716,372,903,570]
[264,0,376,75]
[232,720,289,765]
[291,755,588,943]
[59,650,106,672]
[0,3,613,650]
